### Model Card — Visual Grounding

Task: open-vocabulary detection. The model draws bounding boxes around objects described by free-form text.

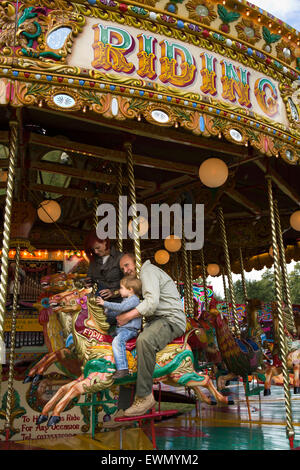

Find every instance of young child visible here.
[96,275,142,379]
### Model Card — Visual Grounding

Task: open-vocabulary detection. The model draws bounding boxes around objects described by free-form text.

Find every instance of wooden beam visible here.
[0,131,9,144]
[29,133,199,176]
[29,183,118,202]
[30,160,154,189]
[0,159,9,168]
[140,175,194,199]
[224,187,262,216]
[255,160,300,205]
[30,107,247,159]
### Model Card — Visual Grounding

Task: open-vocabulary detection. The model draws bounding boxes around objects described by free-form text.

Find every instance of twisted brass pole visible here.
[0,121,18,394]
[239,247,248,303]
[274,200,296,336]
[117,163,123,253]
[188,249,194,314]
[266,176,294,445]
[124,142,141,276]
[217,206,240,336]
[5,245,20,439]
[175,252,181,294]
[93,198,98,230]
[222,267,233,331]
[200,249,209,312]
[182,236,193,317]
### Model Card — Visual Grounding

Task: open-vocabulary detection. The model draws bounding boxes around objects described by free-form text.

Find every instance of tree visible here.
[289,262,300,304]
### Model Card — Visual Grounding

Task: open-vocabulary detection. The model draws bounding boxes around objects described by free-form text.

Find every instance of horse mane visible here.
[87,296,111,333]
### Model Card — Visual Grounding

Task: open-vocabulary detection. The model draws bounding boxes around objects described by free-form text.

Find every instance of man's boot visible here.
[124,394,156,417]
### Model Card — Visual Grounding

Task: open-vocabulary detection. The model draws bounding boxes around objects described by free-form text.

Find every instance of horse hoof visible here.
[227,396,234,405]
[294,387,300,394]
[264,389,271,396]
[37,415,48,425]
[23,375,33,384]
[32,374,44,385]
[47,416,61,427]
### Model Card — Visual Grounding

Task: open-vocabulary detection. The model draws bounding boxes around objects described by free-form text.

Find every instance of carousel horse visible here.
[23,273,88,384]
[263,302,300,396]
[201,298,264,391]
[37,289,234,426]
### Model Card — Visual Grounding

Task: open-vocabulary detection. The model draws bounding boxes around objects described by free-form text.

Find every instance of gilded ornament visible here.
[217,4,240,34]
[275,41,294,65]
[223,124,247,145]
[186,0,217,26]
[235,19,261,45]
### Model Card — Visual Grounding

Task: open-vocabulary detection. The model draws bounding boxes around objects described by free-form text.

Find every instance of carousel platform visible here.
[1,384,300,451]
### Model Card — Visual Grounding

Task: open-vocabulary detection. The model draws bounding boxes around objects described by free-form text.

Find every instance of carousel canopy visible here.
[0,0,299,274]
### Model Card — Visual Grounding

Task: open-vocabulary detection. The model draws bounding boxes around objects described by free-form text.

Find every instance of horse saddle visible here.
[107,335,185,351]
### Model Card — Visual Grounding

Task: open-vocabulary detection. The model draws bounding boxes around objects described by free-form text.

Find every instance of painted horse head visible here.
[49,287,92,314]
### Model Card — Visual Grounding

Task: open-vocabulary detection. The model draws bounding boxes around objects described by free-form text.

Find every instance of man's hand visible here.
[116,308,140,326]
[96,297,105,306]
[99,289,113,299]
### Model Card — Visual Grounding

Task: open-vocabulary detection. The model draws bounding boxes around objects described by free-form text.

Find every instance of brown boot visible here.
[124,394,156,417]
[102,409,125,429]
[112,369,129,380]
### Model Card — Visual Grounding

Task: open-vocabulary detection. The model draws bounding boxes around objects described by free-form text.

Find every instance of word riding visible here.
[92,23,279,118]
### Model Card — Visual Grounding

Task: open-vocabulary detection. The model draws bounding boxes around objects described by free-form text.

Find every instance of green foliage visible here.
[262,26,281,45]
[229,265,300,305]
[217,5,240,24]
[289,262,300,304]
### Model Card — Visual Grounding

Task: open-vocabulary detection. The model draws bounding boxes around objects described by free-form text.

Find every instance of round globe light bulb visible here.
[207,263,220,276]
[154,249,170,265]
[128,216,149,237]
[37,200,61,223]
[164,235,182,252]
[290,210,300,231]
[199,158,229,188]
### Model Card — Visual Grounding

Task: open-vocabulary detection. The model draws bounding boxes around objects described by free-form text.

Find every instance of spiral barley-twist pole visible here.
[182,235,193,317]
[93,198,98,230]
[274,200,296,336]
[0,121,18,395]
[117,163,123,253]
[217,206,240,336]
[222,267,233,331]
[266,176,294,447]
[5,245,20,440]
[188,248,194,312]
[124,142,141,276]
[239,247,248,303]
[200,249,209,312]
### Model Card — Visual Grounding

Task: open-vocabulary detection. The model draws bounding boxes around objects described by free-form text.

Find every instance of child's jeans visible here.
[112,327,138,371]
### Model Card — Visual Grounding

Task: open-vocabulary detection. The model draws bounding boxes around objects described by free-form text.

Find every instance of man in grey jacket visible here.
[118,253,186,416]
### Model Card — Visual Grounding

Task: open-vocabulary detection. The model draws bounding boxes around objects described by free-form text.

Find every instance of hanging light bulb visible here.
[37,200,61,223]
[128,216,149,237]
[164,235,182,252]
[290,210,300,231]
[207,263,220,276]
[154,249,170,265]
[199,158,229,188]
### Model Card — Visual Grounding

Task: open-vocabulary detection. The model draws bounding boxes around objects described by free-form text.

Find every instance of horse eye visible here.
[60,301,65,307]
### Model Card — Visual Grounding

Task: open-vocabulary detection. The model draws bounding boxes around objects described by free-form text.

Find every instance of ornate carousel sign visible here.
[0,0,299,163]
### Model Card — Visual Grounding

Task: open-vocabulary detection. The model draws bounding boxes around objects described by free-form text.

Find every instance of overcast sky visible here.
[251,0,300,30]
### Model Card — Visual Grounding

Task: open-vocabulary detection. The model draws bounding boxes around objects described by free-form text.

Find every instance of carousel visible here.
[0,0,300,452]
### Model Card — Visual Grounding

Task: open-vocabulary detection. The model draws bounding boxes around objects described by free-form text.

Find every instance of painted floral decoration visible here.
[186,0,217,26]
[275,40,294,65]
[235,19,261,45]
